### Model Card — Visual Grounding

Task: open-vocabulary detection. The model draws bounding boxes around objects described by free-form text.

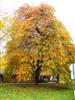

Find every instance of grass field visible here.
[0,83,74,100]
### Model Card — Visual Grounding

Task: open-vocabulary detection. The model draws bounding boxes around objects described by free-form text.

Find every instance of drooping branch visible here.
[0,33,7,41]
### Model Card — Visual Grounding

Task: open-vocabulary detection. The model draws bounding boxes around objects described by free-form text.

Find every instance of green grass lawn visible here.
[0,83,74,100]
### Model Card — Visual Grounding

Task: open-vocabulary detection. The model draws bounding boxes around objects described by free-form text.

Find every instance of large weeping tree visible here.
[5,4,75,84]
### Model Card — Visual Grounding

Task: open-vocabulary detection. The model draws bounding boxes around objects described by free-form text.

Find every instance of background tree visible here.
[6,4,75,84]
[0,17,12,77]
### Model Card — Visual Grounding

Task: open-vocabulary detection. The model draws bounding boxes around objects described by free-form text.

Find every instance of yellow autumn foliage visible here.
[5,4,75,83]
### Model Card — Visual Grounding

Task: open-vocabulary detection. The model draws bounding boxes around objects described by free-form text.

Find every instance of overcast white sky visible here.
[0,0,75,43]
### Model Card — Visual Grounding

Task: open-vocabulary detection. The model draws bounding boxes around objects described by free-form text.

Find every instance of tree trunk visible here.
[35,66,41,84]
[35,60,42,84]
[56,74,60,83]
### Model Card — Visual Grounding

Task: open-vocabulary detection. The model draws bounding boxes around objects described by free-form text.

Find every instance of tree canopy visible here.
[5,4,75,84]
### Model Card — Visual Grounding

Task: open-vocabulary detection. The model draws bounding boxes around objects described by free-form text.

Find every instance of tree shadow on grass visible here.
[11,82,73,90]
